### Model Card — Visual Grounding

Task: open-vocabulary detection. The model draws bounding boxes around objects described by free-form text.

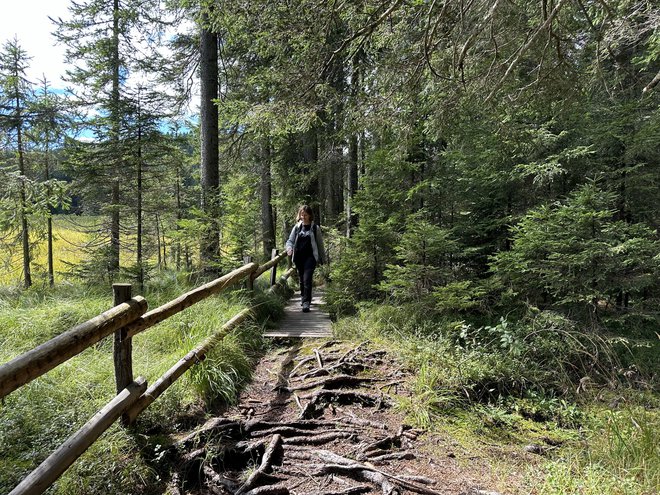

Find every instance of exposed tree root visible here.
[287,374,381,392]
[236,434,283,494]
[164,340,461,495]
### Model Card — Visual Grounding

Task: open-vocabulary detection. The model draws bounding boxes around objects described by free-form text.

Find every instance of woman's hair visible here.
[297,204,314,222]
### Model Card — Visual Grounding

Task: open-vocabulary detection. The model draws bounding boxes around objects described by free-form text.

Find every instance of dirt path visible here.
[163,339,526,495]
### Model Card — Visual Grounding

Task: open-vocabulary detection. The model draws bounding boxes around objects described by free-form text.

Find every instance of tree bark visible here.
[200,12,220,271]
[136,95,144,291]
[260,136,276,258]
[16,100,31,288]
[109,0,121,276]
[43,103,54,286]
[302,126,320,219]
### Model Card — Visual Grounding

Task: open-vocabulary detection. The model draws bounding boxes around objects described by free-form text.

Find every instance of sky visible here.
[0,0,72,88]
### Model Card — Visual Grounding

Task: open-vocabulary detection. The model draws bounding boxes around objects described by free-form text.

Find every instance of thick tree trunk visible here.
[347,134,358,238]
[345,50,363,237]
[260,136,276,259]
[109,0,121,276]
[302,126,320,219]
[199,14,220,271]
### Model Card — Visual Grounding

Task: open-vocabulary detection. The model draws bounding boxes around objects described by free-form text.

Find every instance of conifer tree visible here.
[30,76,70,286]
[0,38,34,287]
[53,0,168,279]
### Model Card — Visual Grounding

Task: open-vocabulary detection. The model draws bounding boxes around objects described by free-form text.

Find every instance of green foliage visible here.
[492,183,660,316]
[394,361,464,429]
[188,325,260,405]
[433,279,495,315]
[378,213,460,304]
[326,150,419,314]
[219,171,261,268]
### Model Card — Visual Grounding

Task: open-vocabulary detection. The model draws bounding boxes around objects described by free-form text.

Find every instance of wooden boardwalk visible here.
[264,290,332,338]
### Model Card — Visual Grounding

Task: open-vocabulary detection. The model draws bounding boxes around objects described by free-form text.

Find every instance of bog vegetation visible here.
[1,0,658,494]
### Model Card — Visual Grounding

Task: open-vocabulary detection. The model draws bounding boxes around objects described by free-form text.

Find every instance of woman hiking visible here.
[286,205,325,313]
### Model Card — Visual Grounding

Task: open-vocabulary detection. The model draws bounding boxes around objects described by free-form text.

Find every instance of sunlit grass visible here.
[0,215,100,286]
[0,214,187,287]
[539,407,659,494]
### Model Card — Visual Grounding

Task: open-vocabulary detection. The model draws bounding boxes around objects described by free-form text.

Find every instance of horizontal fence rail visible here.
[0,297,148,399]
[9,378,148,495]
[1,250,292,495]
[125,307,253,423]
[124,262,260,339]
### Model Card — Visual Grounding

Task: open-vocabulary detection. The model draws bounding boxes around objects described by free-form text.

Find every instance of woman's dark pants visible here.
[295,256,316,304]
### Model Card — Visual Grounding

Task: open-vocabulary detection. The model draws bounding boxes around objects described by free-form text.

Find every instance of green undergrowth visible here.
[333,302,659,495]
[0,270,290,495]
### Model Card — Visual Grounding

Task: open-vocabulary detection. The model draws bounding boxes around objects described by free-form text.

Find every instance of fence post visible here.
[270,249,279,286]
[244,256,254,290]
[113,284,133,412]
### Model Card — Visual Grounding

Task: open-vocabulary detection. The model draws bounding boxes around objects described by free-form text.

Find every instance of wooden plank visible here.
[9,378,147,495]
[0,297,148,399]
[264,292,332,338]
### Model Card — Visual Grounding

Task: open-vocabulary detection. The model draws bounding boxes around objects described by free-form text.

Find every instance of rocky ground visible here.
[162,339,539,495]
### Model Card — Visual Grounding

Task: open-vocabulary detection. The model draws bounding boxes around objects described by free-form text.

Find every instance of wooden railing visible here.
[0,251,294,495]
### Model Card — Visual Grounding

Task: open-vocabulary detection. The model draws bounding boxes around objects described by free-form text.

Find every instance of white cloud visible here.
[0,0,71,88]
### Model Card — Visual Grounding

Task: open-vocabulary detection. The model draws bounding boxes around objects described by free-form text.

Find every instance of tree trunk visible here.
[199,13,220,271]
[45,139,54,286]
[109,0,121,276]
[302,126,319,217]
[260,136,276,259]
[136,100,144,291]
[347,133,358,237]
[347,8,363,239]
[161,214,167,268]
[17,113,31,289]
[156,212,162,267]
[175,170,182,271]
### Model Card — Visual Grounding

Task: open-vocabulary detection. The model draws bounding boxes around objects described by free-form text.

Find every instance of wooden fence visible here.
[0,250,293,495]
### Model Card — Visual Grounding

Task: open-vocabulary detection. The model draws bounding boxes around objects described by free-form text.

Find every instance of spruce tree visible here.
[0,38,34,288]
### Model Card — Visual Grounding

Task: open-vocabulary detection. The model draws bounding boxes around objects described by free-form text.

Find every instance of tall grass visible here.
[0,272,280,495]
[0,214,185,287]
[333,302,660,495]
[541,407,659,494]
